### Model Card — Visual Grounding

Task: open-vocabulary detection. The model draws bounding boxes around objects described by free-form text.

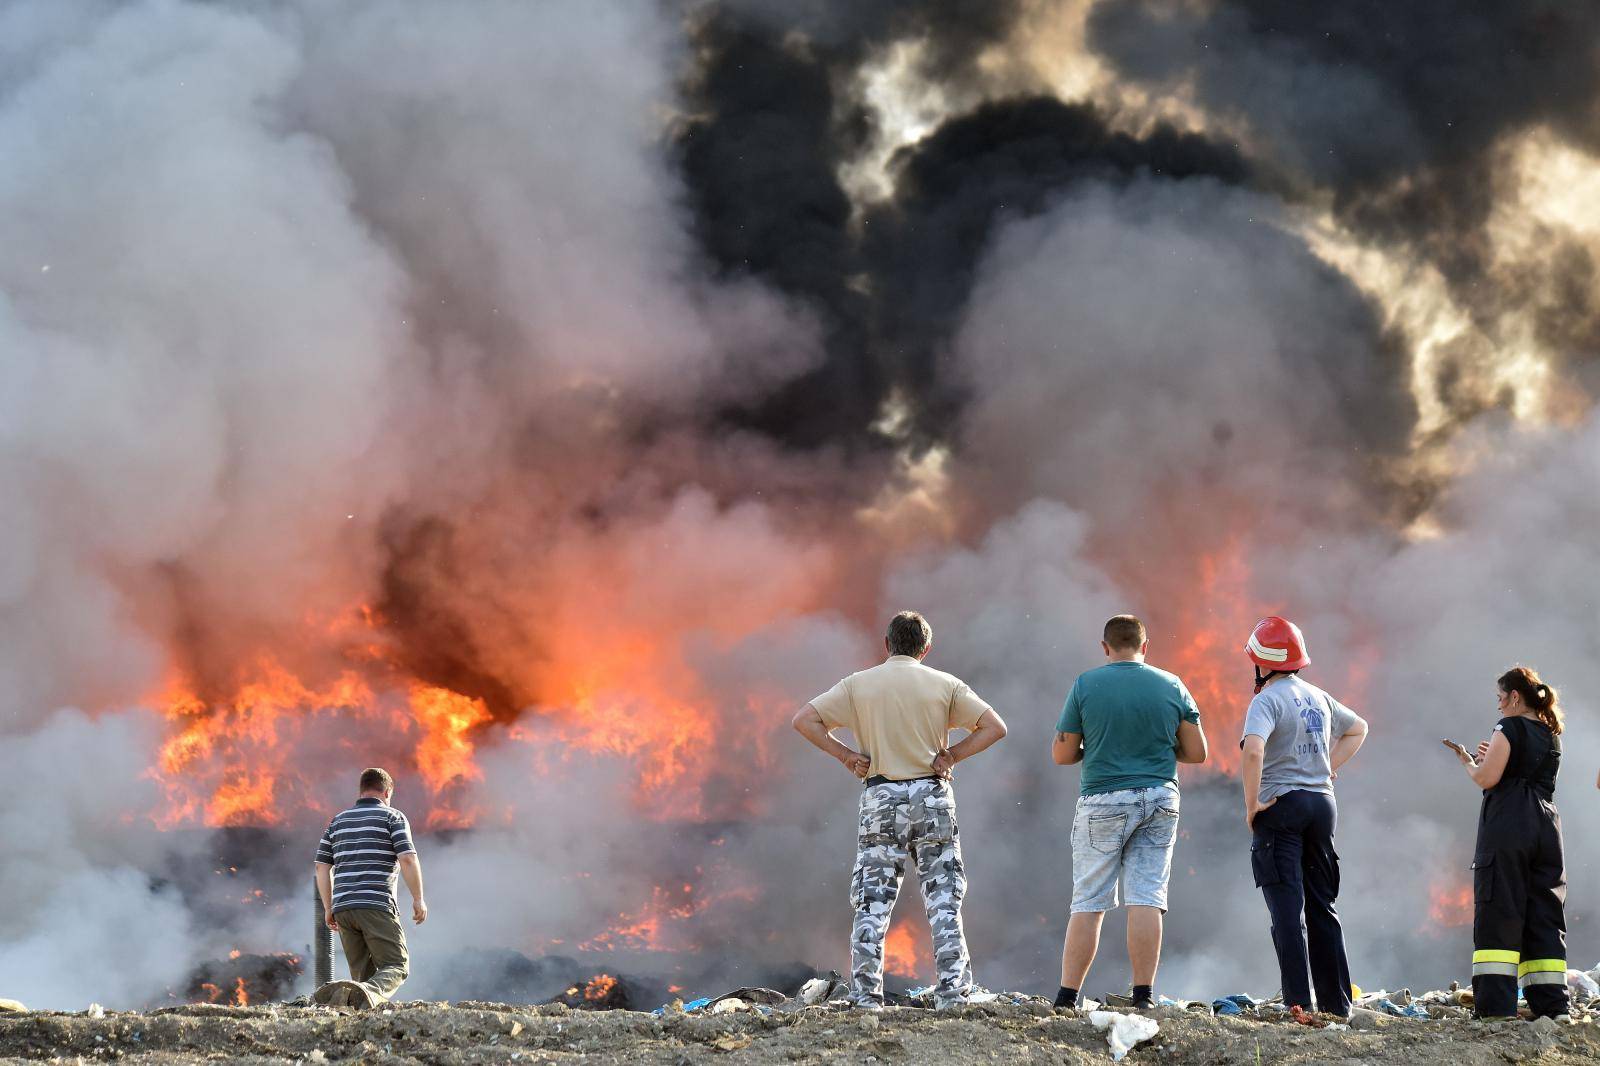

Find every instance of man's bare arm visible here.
[1175,720,1209,764]
[314,861,337,930]
[792,703,871,778]
[398,852,428,924]
[1052,730,1084,766]
[1241,734,1275,829]
[937,709,1007,774]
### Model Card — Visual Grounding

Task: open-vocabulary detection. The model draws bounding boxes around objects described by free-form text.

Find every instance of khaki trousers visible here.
[336,907,409,1000]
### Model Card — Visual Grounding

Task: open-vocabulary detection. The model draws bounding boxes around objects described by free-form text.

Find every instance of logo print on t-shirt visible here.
[1299,705,1325,736]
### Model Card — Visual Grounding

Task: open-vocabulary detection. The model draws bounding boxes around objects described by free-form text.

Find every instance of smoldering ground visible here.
[0,0,1597,1011]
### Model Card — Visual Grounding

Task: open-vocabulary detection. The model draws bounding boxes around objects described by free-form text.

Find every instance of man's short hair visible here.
[886,611,933,657]
[359,767,394,794]
[1103,615,1147,651]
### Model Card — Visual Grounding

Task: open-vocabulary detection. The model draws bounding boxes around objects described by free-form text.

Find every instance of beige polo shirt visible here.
[810,655,993,781]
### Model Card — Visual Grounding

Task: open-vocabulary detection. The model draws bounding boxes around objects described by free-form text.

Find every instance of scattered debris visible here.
[0,993,1596,1064]
[797,974,842,1006]
[1087,1009,1159,1061]
[710,987,787,1008]
[86,1003,104,1019]
[1210,994,1259,1016]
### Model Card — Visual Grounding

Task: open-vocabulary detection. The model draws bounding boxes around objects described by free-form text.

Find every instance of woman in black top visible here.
[1450,666,1567,1019]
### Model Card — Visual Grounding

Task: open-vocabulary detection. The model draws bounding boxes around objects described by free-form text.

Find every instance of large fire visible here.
[139,503,1341,984]
[1428,879,1475,929]
[1157,537,1270,777]
[150,652,497,830]
[145,600,745,830]
[883,922,929,978]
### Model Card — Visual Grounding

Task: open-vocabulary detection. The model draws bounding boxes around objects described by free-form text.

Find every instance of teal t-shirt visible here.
[1056,661,1201,795]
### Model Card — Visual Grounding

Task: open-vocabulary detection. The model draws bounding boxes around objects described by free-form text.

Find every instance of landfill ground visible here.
[1,999,1598,1065]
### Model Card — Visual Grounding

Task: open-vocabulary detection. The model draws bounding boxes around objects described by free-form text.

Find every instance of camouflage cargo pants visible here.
[849,777,973,1009]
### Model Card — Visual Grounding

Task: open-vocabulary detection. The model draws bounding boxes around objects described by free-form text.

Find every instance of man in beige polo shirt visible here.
[793,611,1008,1009]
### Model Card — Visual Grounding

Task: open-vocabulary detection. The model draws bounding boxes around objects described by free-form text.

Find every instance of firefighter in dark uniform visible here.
[1450,666,1568,1019]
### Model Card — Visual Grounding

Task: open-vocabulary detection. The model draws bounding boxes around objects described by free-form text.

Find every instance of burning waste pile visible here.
[180,952,302,1009]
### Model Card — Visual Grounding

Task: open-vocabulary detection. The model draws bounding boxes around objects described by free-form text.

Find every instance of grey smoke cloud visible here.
[0,708,199,1008]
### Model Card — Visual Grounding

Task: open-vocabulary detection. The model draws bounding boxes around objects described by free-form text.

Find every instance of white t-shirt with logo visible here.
[1241,677,1360,803]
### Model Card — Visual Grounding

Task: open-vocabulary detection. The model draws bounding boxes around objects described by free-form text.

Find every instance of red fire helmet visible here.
[1244,615,1310,672]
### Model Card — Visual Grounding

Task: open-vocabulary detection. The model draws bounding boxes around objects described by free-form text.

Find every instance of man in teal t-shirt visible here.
[1048,615,1208,1010]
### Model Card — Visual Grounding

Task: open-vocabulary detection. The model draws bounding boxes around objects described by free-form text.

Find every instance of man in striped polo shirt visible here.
[313,767,427,1007]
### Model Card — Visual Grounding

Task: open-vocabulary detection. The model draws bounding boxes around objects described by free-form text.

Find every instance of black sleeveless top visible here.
[1492,716,1559,800]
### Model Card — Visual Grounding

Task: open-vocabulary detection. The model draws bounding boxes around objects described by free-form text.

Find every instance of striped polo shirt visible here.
[314,797,416,915]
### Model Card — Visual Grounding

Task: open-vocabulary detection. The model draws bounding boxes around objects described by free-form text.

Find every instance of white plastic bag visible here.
[1087,1010,1159,1061]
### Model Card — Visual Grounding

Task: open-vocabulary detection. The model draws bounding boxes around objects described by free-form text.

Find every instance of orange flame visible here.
[583,974,618,1002]
[1158,537,1271,777]
[232,977,249,1007]
[152,657,375,827]
[1428,878,1474,928]
[883,923,928,978]
[143,591,783,828]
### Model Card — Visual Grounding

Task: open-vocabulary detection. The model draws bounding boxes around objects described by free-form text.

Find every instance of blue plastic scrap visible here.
[1211,994,1259,1016]
[1375,999,1429,1019]
[652,997,712,1016]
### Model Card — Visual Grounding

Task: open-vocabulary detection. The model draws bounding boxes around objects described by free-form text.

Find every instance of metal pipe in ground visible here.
[313,879,335,988]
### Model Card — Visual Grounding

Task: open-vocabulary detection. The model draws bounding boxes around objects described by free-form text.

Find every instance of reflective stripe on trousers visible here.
[1471,948,1518,979]
[1518,958,1568,987]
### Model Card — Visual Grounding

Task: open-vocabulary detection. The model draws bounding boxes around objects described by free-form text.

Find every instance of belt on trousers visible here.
[864,774,940,787]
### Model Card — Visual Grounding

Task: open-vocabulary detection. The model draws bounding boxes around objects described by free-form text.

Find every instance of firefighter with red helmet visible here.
[1240,616,1369,1017]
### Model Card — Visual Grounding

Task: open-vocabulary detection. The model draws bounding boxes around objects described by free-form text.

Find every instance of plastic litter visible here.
[797,974,846,1007]
[1567,970,1599,1003]
[1289,1005,1326,1028]
[1378,999,1430,1019]
[1210,994,1259,1016]
[651,997,712,1016]
[1087,1010,1159,1061]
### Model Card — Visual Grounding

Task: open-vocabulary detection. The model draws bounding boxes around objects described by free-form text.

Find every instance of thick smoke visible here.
[1088,1,1600,423]
[1,0,1597,1011]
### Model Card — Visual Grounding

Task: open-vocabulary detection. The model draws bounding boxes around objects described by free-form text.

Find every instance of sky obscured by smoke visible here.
[2,0,1597,1009]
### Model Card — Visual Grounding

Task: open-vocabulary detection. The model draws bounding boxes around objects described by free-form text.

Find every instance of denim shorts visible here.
[1070,786,1180,913]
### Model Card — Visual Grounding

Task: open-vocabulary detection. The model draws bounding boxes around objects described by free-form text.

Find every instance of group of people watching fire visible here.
[308,610,1573,1022]
[796,610,1571,1022]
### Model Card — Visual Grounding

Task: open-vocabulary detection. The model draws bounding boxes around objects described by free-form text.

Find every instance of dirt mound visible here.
[0,999,1595,1064]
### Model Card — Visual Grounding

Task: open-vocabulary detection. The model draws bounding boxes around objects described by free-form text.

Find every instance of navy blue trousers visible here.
[1249,789,1351,1014]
